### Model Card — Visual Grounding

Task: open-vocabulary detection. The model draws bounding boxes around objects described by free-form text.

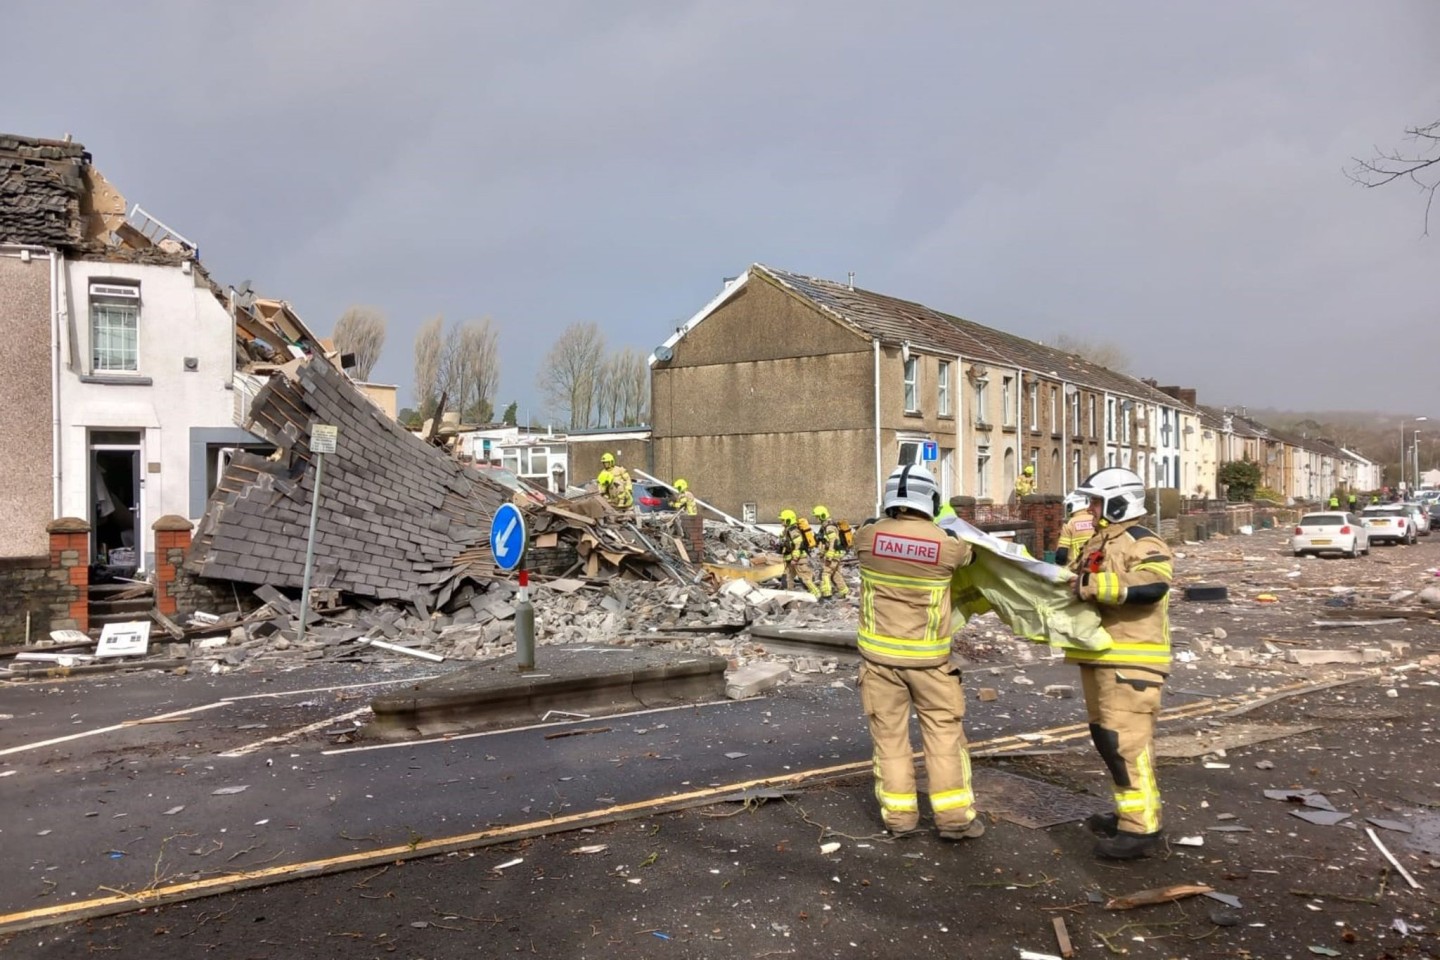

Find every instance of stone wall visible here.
[0,556,67,645]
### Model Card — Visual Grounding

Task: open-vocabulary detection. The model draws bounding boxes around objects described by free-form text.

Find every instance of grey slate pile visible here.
[189,359,509,602]
[0,134,88,247]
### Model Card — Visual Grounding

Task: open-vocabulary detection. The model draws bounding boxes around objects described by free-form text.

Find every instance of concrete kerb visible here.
[368,646,728,739]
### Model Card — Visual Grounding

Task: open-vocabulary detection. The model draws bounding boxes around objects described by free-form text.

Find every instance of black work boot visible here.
[1093,830,1164,860]
[938,818,986,841]
[1084,812,1118,837]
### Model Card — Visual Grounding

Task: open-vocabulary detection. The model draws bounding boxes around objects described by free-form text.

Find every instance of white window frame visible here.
[1048,386,1058,434]
[976,445,991,498]
[937,361,951,417]
[1001,376,1015,426]
[973,377,989,425]
[1089,396,1098,437]
[1105,398,1117,443]
[89,282,141,373]
[903,358,918,413]
[1028,382,1040,433]
[1070,391,1082,436]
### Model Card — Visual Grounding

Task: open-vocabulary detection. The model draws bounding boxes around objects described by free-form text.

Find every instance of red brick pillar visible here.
[1019,493,1065,559]
[950,496,977,524]
[47,517,90,633]
[679,514,704,564]
[152,515,194,617]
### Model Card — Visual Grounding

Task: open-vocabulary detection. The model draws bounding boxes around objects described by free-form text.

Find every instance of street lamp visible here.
[1402,416,1428,492]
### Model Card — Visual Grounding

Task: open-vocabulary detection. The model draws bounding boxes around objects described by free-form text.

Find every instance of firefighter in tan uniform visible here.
[599,453,633,511]
[1068,467,1173,860]
[855,465,983,840]
[777,510,820,598]
[670,479,698,515]
[1053,493,1096,571]
[811,505,851,601]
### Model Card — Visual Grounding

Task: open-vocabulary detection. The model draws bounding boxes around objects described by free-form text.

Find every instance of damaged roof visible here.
[0,134,89,248]
[191,359,510,601]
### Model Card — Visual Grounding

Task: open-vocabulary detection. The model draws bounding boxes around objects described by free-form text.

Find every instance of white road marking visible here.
[221,676,440,702]
[0,702,231,758]
[218,705,372,758]
[321,697,754,756]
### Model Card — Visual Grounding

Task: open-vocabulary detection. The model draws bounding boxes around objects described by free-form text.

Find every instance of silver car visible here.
[1292,512,1370,558]
[1402,501,1431,535]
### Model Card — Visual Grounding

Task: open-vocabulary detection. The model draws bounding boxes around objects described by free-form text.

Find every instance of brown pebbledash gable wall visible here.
[0,254,55,558]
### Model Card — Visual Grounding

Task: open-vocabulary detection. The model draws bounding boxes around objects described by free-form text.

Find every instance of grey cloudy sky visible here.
[9,1,1438,416]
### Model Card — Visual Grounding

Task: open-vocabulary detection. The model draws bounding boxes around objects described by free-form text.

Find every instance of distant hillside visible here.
[1226,406,1439,486]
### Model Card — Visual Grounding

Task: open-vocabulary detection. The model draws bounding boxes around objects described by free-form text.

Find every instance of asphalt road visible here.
[3,528,1435,942]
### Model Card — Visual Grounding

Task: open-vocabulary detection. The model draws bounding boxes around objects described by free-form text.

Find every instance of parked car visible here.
[1360,505,1417,545]
[1403,501,1432,535]
[1429,502,1440,528]
[632,481,672,513]
[1292,512,1370,558]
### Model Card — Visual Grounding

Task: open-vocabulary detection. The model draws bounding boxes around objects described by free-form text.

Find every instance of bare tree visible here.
[539,322,606,430]
[439,319,501,423]
[1348,120,1440,233]
[413,315,444,419]
[1051,333,1131,373]
[615,347,650,426]
[593,353,622,428]
[332,306,387,380]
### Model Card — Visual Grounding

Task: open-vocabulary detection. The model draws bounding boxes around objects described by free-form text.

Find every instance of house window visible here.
[976,445,991,498]
[937,362,951,417]
[898,440,922,466]
[501,450,521,474]
[1072,449,1082,485]
[1027,382,1039,432]
[903,358,918,413]
[90,283,141,372]
[1049,386,1058,433]
[1070,391,1081,436]
[528,447,549,476]
[1121,407,1132,445]
[1088,396,1098,436]
[1105,398,1117,443]
[973,378,988,424]
[1001,376,1015,426]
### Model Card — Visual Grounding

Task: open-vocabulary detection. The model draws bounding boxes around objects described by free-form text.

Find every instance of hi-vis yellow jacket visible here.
[1068,519,1173,671]
[855,515,971,668]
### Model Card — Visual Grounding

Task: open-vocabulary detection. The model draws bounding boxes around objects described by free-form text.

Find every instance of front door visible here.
[88,430,142,570]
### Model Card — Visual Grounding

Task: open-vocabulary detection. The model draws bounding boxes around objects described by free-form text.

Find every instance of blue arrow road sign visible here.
[489,502,527,572]
[922,440,938,461]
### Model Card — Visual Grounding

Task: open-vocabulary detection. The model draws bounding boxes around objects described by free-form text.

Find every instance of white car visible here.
[1360,505,1417,545]
[1403,501,1431,535]
[1292,512,1370,558]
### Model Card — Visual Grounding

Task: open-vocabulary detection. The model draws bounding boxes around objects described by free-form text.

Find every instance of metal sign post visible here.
[489,502,533,670]
[298,424,338,644]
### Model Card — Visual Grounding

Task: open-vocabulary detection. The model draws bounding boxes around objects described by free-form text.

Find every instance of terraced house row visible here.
[646,264,1379,523]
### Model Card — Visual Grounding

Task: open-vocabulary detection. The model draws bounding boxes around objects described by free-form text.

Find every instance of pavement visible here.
[4,526,1440,957]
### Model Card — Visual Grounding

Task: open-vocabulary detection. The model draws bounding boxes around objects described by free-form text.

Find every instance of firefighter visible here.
[1069,467,1173,860]
[777,509,820,597]
[1327,493,1340,510]
[1347,492,1358,512]
[599,453,633,511]
[1053,492,1095,571]
[1014,463,1036,498]
[671,478,698,515]
[855,465,983,841]
[811,505,851,601]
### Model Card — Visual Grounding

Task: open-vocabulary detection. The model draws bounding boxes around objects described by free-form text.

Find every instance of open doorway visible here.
[89,430,141,571]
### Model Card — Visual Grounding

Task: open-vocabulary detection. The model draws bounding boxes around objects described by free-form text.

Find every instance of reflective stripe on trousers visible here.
[857,659,977,831]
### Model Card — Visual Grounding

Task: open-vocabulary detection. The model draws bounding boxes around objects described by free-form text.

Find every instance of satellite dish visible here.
[653,345,673,362]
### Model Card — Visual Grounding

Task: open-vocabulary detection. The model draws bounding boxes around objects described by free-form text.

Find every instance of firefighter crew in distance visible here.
[670,479,698,515]
[598,453,633,512]
[1014,463,1036,499]
[1068,467,1174,860]
[811,505,851,602]
[1053,493,1096,571]
[855,464,983,841]
[777,509,821,598]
